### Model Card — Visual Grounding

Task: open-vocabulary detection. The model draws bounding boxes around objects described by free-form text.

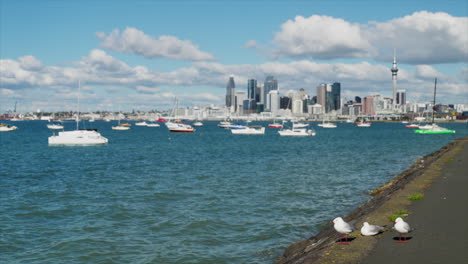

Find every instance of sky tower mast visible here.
[391,49,399,111]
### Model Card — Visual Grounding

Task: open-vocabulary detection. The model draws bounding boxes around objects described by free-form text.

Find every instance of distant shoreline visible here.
[276,136,467,264]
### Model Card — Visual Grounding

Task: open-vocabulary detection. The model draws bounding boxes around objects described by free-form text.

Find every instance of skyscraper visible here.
[226,75,236,109]
[396,89,406,105]
[247,79,257,100]
[316,83,326,111]
[332,82,341,111]
[363,96,374,115]
[264,76,278,109]
[391,50,399,110]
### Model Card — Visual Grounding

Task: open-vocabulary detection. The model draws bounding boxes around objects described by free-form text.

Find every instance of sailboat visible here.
[165,98,195,133]
[112,111,131,130]
[48,81,108,145]
[47,120,64,130]
[414,78,455,134]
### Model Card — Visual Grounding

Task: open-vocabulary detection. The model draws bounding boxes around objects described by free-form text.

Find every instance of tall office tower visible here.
[391,50,399,110]
[332,82,341,111]
[325,84,334,113]
[247,79,257,100]
[226,75,236,109]
[256,84,264,104]
[363,96,375,115]
[235,91,245,113]
[280,96,291,109]
[264,76,278,108]
[267,90,280,113]
[396,89,406,105]
[316,83,327,111]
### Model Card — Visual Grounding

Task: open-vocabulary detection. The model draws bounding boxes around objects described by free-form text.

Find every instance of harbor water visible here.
[1,121,467,263]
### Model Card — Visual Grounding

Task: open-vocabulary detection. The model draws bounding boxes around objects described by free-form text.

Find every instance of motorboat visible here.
[414,78,455,135]
[414,123,455,134]
[231,125,265,135]
[165,121,195,133]
[268,122,283,128]
[0,123,17,132]
[49,129,108,145]
[48,81,108,146]
[356,121,371,127]
[135,121,148,126]
[278,128,315,136]
[193,121,203,127]
[319,122,337,128]
[47,121,64,130]
[146,122,161,127]
[292,122,309,128]
[218,121,233,128]
[405,123,419,128]
[112,125,130,130]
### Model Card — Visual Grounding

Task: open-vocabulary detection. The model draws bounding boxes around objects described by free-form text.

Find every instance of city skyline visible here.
[1,0,467,113]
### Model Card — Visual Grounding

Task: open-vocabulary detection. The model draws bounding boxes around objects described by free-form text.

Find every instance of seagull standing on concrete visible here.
[394,217,412,243]
[361,222,385,236]
[331,217,355,245]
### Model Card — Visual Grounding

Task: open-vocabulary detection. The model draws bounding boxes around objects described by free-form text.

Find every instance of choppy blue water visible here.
[1,121,467,263]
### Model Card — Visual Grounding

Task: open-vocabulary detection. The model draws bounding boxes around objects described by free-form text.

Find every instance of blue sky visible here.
[1,0,467,112]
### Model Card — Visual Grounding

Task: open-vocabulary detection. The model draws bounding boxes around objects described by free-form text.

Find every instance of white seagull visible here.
[360,222,385,236]
[331,217,355,244]
[394,217,412,243]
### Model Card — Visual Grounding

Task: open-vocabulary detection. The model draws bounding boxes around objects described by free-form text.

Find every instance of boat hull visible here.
[48,130,108,145]
[414,129,455,134]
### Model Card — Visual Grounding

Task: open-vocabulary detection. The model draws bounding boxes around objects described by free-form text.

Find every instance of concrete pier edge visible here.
[276,136,467,264]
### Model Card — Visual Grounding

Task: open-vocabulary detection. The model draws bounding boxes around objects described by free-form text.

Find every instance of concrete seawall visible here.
[276,137,467,264]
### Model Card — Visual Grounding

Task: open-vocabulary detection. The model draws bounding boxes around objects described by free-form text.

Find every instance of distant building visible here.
[247,79,257,100]
[264,76,278,108]
[363,96,374,115]
[280,96,292,109]
[316,83,327,111]
[266,90,280,113]
[226,75,236,110]
[396,89,406,105]
[355,96,362,104]
[235,91,245,113]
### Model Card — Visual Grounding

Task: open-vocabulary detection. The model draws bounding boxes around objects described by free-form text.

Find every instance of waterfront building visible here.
[316,83,327,111]
[264,76,278,109]
[309,104,323,115]
[235,91,245,113]
[247,79,257,100]
[266,90,280,113]
[396,89,406,105]
[280,96,291,110]
[391,50,399,110]
[226,75,236,111]
[256,84,264,104]
[363,96,375,115]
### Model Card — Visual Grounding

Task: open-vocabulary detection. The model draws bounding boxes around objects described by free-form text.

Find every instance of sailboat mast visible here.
[77,81,80,130]
[432,78,437,124]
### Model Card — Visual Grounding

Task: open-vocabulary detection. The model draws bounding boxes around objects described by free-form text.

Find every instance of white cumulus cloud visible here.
[269,11,468,64]
[96,27,215,61]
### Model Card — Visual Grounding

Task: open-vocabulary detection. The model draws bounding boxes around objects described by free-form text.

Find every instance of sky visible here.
[1,0,467,112]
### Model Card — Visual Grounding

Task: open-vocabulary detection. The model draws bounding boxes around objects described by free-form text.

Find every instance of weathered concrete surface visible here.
[276,137,467,264]
[361,137,468,264]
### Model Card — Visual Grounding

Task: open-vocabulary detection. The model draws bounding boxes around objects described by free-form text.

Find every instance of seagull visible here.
[331,217,355,245]
[394,217,412,243]
[361,222,385,236]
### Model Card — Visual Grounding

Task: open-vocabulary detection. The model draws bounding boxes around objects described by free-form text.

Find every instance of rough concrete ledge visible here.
[276,137,467,264]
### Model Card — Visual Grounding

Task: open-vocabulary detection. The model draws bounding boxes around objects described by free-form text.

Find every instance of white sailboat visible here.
[165,98,195,133]
[415,78,455,134]
[317,116,337,128]
[47,120,64,130]
[112,111,130,130]
[48,81,108,145]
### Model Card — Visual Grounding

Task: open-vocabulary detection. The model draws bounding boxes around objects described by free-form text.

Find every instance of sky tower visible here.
[391,49,399,110]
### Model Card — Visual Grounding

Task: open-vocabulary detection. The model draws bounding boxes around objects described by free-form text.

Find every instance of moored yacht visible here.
[0,123,17,132]
[48,81,108,146]
[165,121,195,133]
[231,125,265,135]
